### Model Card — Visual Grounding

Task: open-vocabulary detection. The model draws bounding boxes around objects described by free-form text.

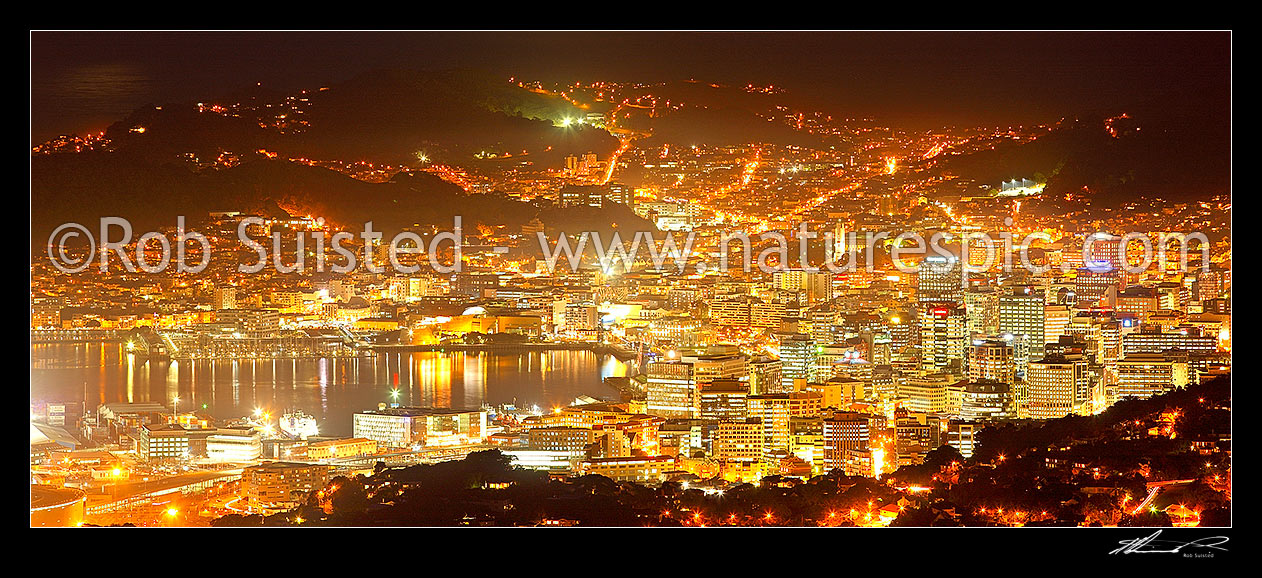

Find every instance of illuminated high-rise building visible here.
[645,361,698,419]
[748,355,783,395]
[822,411,878,473]
[1194,268,1228,302]
[918,303,967,376]
[698,379,750,422]
[1026,353,1091,419]
[1116,353,1190,400]
[241,462,330,509]
[998,286,1046,360]
[748,394,792,460]
[959,381,1016,422]
[917,255,963,304]
[887,311,915,354]
[352,407,487,449]
[830,220,848,259]
[1044,304,1071,346]
[681,348,748,386]
[1116,286,1161,317]
[789,416,825,472]
[1082,232,1123,271]
[964,287,1000,337]
[968,338,1015,385]
[898,372,961,414]
[1122,326,1216,356]
[778,333,818,390]
[892,408,943,466]
[1074,267,1120,308]
[714,419,763,462]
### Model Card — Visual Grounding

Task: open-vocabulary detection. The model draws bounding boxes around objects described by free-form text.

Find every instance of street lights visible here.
[172,395,180,423]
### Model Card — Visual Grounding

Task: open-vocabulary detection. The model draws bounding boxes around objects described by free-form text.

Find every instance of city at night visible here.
[29,30,1232,552]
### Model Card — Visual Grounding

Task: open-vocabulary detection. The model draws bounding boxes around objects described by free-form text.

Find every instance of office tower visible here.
[645,361,698,419]
[918,303,967,376]
[1116,353,1191,400]
[968,338,1016,385]
[1194,268,1227,302]
[946,420,979,458]
[353,407,487,449]
[1074,267,1120,308]
[789,416,825,472]
[1044,304,1071,346]
[864,334,891,367]
[1026,353,1091,419]
[681,348,748,385]
[807,308,839,345]
[887,312,915,354]
[137,423,190,462]
[822,411,875,473]
[1122,326,1217,356]
[804,376,866,409]
[830,220,848,260]
[778,333,818,390]
[714,419,763,462]
[241,462,331,509]
[1116,286,1161,317]
[898,373,960,415]
[958,381,1016,422]
[871,365,896,400]
[1083,232,1123,272]
[748,356,783,395]
[748,394,793,460]
[964,287,1000,337]
[917,255,963,304]
[999,286,1046,361]
[1154,282,1184,310]
[698,379,750,422]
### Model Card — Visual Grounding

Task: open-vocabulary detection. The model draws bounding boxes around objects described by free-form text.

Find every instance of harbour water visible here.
[30,343,638,437]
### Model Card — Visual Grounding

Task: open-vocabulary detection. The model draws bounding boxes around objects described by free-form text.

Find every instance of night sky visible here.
[30,31,1230,143]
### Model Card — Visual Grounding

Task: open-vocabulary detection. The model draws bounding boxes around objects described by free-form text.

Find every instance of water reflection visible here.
[31,343,636,437]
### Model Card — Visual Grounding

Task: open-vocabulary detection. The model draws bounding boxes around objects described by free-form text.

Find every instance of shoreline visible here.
[366,342,640,360]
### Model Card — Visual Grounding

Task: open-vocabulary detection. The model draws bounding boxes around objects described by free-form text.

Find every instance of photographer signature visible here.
[1110,530,1229,555]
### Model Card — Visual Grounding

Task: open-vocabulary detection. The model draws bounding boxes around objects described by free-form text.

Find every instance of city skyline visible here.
[30,30,1231,542]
